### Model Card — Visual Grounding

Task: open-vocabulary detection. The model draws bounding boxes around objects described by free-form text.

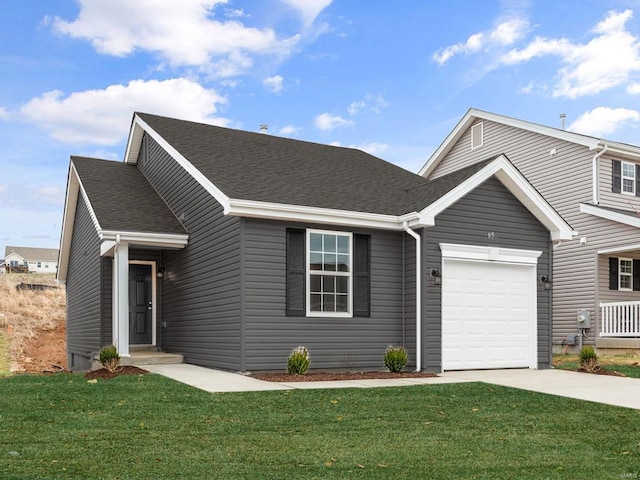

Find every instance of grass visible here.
[553,353,640,378]
[1,374,639,479]
[0,331,9,376]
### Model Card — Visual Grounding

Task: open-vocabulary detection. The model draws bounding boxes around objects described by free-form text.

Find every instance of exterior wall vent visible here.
[471,122,483,150]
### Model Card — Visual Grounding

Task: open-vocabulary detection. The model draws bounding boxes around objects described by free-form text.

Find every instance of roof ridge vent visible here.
[259,124,268,134]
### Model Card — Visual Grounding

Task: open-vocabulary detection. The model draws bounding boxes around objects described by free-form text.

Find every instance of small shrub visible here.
[383,345,408,373]
[99,345,121,373]
[580,345,599,373]
[287,346,310,375]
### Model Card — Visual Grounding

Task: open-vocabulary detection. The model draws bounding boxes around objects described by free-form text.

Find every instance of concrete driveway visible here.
[142,364,640,410]
[441,369,640,410]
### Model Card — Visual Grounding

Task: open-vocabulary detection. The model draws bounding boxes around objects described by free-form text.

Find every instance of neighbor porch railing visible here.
[600,301,640,337]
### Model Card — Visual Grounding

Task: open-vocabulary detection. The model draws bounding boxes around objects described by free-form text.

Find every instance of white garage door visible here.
[441,244,540,371]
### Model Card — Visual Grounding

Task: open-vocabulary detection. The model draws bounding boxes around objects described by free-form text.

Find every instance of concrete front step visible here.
[91,348,184,370]
[124,351,184,366]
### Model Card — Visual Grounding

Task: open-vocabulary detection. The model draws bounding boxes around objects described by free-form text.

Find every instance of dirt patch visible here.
[84,366,148,380]
[250,371,438,382]
[577,367,627,377]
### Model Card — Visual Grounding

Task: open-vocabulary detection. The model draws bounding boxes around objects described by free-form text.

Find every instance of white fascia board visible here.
[598,243,640,255]
[581,203,640,229]
[593,141,640,161]
[440,243,542,265]
[417,155,575,241]
[125,114,231,212]
[57,163,102,282]
[418,108,601,178]
[99,230,189,250]
[227,199,404,231]
[124,117,145,164]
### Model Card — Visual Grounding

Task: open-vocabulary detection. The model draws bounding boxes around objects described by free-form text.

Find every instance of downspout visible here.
[403,222,421,372]
[592,144,608,205]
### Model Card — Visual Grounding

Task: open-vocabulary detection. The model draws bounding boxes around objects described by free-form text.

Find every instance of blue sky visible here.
[3,0,640,253]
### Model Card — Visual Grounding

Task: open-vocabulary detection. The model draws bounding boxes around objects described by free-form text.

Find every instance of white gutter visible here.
[402,222,421,372]
[592,144,608,205]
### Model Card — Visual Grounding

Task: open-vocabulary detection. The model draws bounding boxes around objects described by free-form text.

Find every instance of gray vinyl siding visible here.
[422,177,552,372]
[242,218,412,371]
[599,157,640,211]
[429,119,600,346]
[65,195,103,370]
[136,134,242,371]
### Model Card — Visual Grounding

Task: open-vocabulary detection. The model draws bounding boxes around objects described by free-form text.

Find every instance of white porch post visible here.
[113,239,130,357]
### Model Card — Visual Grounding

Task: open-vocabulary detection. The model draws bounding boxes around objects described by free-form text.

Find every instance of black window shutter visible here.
[609,257,619,290]
[634,260,640,291]
[612,160,621,193]
[286,229,306,316]
[353,234,370,317]
[635,165,640,197]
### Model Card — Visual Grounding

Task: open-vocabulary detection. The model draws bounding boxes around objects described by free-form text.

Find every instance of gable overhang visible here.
[580,203,640,229]
[56,160,189,283]
[410,155,575,242]
[418,108,602,178]
[125,113,231,212]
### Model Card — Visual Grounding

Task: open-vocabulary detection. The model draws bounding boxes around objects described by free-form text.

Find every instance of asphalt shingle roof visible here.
[72,114,514,236]
[138,113,434,216]
[72,156,187,235]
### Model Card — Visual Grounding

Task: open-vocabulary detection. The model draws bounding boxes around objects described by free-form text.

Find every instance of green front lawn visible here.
[1,373,639,479]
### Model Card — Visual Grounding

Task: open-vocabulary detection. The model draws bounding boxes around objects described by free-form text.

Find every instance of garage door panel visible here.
[442,258,536,371]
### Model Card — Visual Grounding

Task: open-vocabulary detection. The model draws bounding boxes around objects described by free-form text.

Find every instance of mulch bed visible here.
[84,366,148,380]
[249,371,438,382]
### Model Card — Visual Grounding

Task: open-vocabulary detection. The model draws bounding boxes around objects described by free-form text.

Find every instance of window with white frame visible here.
[622,162,636,194]
[620,258,633,290]
[307,230,352,315]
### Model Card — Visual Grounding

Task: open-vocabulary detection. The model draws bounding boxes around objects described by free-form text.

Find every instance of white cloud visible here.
[50,0,301,77]
[20,78,228,145]
[263,75,284,93]
[0,183,64,210]
[278,124,301,135]
[501,9,640,98]
[347,93,389,115]
[327,141,388,156]
[433,17,529,65]
[627,83,640,95]
[568,107,640,136]
[279,0,332,27]
[0,106,7,119]
[314,112,354,131]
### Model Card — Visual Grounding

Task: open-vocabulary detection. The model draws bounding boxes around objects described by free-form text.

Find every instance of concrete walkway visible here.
[141,364,640,410]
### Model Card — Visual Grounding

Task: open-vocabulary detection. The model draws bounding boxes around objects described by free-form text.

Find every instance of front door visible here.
[129,264,153,345]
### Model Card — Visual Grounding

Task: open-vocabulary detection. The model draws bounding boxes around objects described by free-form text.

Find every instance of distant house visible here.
[2,246,58,274]
[419,108,640,354]
[57,112,573,372]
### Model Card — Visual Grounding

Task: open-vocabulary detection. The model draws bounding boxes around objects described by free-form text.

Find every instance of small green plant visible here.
[287,346,310,375]
[383,345,408,373]
[99,345,121,373]
[580,345,599,373]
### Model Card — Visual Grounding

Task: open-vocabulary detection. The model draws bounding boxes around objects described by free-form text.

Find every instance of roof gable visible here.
[4,246,58,262]
[418,108,640,178]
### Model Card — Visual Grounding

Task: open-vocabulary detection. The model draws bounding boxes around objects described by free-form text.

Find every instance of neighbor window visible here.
[620,258,633,290]
[307,230,352,315]
[622,162,636,194]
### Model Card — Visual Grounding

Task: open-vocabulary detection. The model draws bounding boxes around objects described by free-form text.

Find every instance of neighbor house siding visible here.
[65,195,103,370]
[428,119,597,346]
[598,157,640,211]
[422,177,552,372]
[136,134,242,371]
[242,218,411,371]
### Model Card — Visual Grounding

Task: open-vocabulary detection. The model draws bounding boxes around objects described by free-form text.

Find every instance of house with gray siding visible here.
[57,112,572,373]
[419,108,640,354]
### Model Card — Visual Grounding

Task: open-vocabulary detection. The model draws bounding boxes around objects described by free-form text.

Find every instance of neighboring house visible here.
[57,112,572,372]
[419,108,640,354]
[3,246,58,274]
